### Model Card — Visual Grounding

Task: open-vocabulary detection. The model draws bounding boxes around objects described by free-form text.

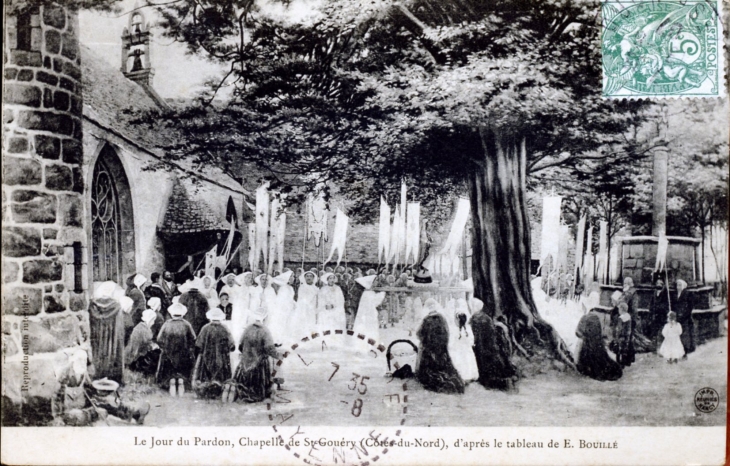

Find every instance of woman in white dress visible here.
[449,298,479,382]
[296,271,320,336]
[317,273,347,331]
[352,275,386,340]
[269,271,295,345]
[200,275,219,310]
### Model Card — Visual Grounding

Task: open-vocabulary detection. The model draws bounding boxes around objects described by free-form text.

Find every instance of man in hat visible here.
[233,307,280,402]
[161,271,179,301]
[297,271,319,334]
[125,309,160,377]
[157,302,197,397]
[89,281,126,383]
[192,308,236,398]
[179,279,210,336]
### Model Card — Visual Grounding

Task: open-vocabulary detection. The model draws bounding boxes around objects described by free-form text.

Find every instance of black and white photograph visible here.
[2,0,728,464]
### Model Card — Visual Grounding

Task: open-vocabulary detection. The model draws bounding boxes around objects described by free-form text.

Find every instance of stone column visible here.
[2,2,89,420]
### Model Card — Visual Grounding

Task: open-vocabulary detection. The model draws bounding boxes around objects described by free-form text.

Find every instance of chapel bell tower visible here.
[121,7,154,86]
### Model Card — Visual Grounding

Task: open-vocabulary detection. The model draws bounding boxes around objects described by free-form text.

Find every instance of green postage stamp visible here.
[602,0,725,98]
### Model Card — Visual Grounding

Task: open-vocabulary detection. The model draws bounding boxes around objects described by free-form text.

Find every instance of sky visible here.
[78,0,323,99]
[79,0,223,98]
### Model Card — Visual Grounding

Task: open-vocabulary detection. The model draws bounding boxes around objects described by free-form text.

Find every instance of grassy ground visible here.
[123,330,726,427]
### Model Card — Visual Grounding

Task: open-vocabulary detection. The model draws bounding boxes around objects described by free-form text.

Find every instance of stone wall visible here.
[2,2,89,422]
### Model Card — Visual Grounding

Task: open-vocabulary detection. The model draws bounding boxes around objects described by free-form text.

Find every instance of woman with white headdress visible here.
[125,309,160,377]
[253,274,278,320]
[228,272,251,341]
[89,281,126,383]
[200,275,220,309]
[296,270,319,336]
[269,271,295,345]
[219,273,240,305]
[352,275,386,340]
[317,272,347,331]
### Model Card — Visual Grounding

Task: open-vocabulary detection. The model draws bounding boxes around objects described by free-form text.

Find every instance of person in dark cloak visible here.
[611,303,635,368]
[89,282,126,383]
[649,277,671,344]
[575,309,623,381]
[145,272,171,315]
[179,281,210,336]
[192,308,236,398]
[672,279,695,356]
[156,302,197,396]
[415,306,465,394]
[217,293,233,320]
[468,298,518,391]
[125,273,148,343]
[146,297,166,340]
[125,309,160,377]
[233,307,281,402]
[616,277,654,352]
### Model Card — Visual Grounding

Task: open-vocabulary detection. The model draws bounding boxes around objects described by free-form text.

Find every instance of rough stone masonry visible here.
[3,1,91,424]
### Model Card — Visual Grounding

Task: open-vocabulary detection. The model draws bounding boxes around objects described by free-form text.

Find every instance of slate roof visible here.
[160,178,232,234]
[79,44,245,194]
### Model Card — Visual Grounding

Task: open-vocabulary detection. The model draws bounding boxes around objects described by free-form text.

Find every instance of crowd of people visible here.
[574,277,697,381]
[84,261,704,418]
[85,262,522,406]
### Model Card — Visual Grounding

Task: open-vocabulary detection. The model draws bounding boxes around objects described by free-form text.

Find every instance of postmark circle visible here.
[694,387,719,413]
[266,329,412,465]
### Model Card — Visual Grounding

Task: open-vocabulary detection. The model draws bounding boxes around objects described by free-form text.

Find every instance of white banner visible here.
[247,222,256,271]
[378,196,391,264]
[325,208,349,266]
[574,215,586,277]
[439,198,470,260]
[655,234,669,272]
[405,202,420,265]
[540,196,562,268]
[307,194,329,247]
[268,197,281,274]
[254,184,269,271]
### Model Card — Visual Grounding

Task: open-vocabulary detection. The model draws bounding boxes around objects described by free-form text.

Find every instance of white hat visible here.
[168,302,188,317]
[206,308,226,321]
[133,273,147,289]
[255,274,269,286]
[119,296,134,314]
[235,271,252,286]
[320,272,335,285]
[141,308,157,325]
[220,273,237,283]
[355,275,377,290]
[147,297,161,311]
[273,270,293,286]
[94,281,117,300]
[469,298,484,313]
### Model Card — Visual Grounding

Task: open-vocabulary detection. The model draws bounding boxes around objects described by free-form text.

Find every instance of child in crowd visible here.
[217,293,233,321]
[612,302,635,367]
[156,302,196,397]
[659,311,684,364]
[192,308,236,399]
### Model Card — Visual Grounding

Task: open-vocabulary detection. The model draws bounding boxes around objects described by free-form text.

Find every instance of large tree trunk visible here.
[467,126,575,370]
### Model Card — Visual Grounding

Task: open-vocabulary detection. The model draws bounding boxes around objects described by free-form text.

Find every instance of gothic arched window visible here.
[91,158,122,283]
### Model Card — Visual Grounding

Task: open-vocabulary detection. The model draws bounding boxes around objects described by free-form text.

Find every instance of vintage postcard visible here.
[2,0,728,465]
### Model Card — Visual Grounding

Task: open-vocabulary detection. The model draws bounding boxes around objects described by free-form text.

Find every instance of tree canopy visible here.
[134,0,647,221]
